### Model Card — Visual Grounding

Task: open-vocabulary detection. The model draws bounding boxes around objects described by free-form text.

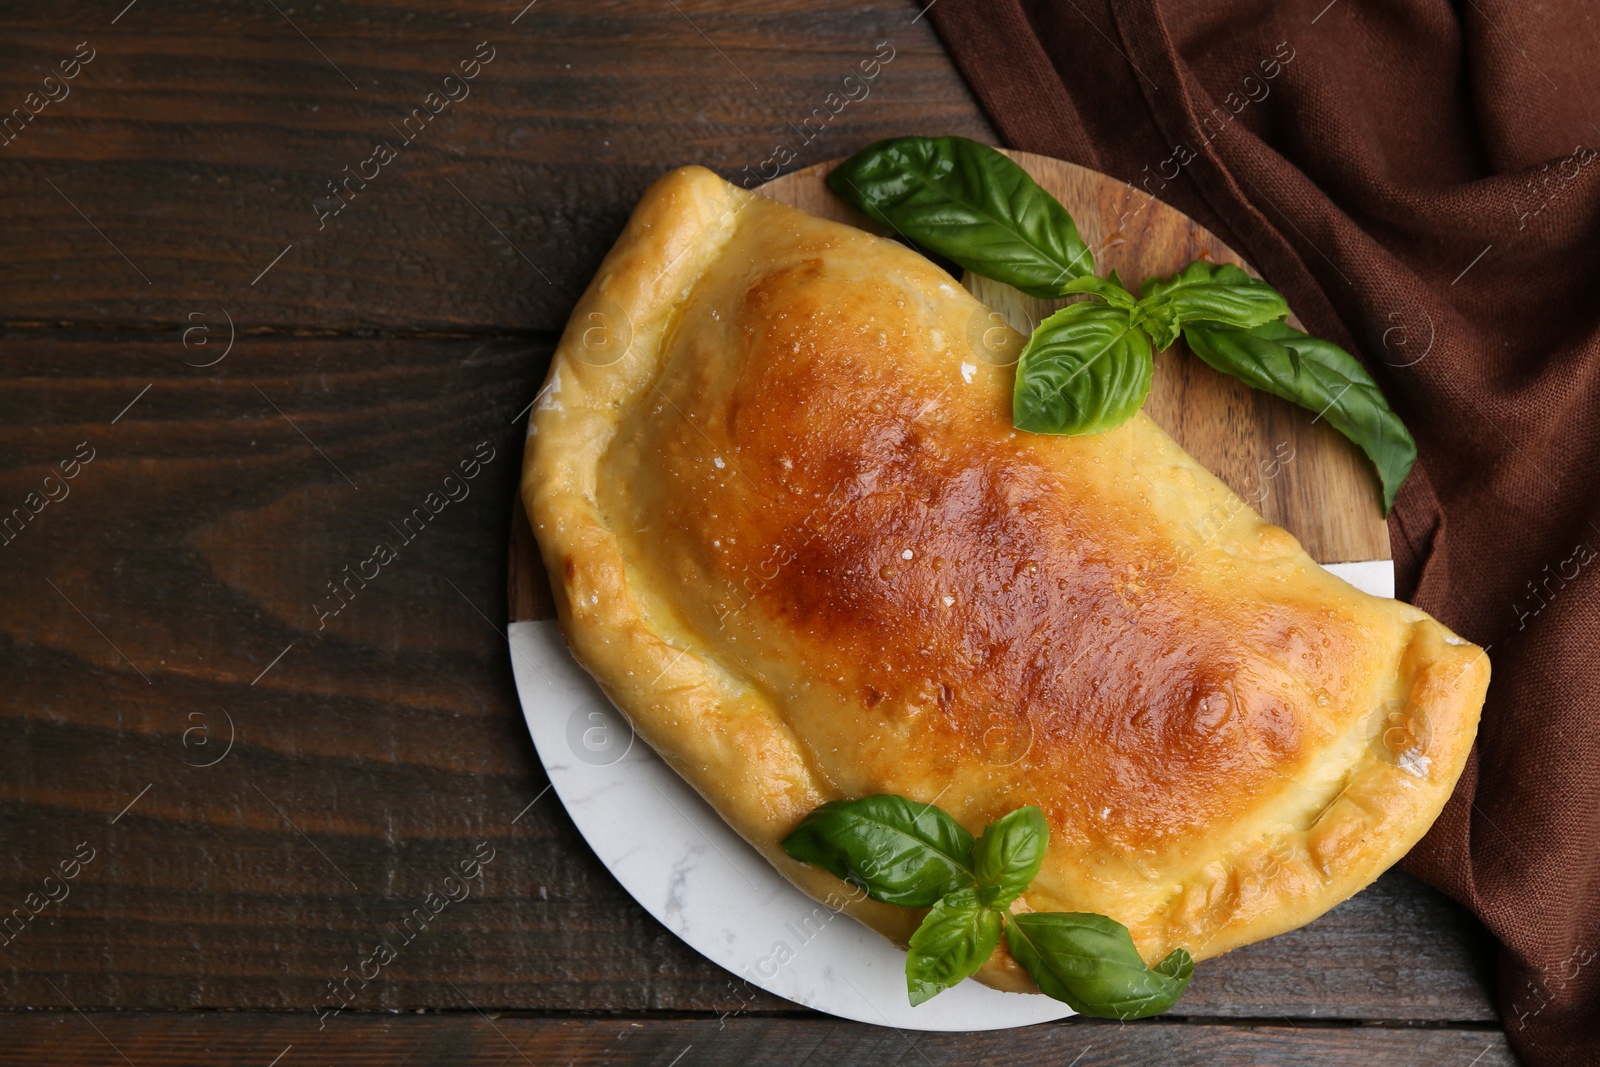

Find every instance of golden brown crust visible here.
[522,166,1489,988]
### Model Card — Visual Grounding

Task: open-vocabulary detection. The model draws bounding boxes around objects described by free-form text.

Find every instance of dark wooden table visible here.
[0,1,1515,1062]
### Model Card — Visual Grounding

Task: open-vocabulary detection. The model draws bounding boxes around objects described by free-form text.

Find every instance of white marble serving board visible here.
[1322,560,1394,599]
[507,618,1074,1031]
[506,559,1393,1031]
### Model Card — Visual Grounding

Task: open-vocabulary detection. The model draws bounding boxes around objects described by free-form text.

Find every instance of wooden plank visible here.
[0,1013,1518,1066]
[508,492,553,623]
[0,0,1503,1050]
[0,0,993,332]
[1188,868,1497,1020]
[0,330,1493,1020]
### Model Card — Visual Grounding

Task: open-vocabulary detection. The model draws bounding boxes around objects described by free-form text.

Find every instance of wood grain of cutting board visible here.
[510,151,1391,623]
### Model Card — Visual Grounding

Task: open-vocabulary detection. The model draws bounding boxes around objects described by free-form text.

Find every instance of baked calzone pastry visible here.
[522,165,1489,991]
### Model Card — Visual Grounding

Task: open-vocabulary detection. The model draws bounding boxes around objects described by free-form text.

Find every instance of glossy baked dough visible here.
[522,165,1489,991]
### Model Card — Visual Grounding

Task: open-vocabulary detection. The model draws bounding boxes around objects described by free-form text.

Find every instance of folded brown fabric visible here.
[925,1,1600,1062]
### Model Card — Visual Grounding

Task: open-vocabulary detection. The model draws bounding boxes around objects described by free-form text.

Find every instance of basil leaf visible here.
[1013,302,1153,435]
[1062,275,1139,310]
[904,888,1004,1006]
[781,795,975,907]
[1005,911,1194,1019]
[1137,262,1289,349]
[1183,319,1416,513]
[827,136,1094,297]
[972,805,1047,908]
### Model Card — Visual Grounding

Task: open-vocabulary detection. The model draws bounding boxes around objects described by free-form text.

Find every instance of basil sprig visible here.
[1137,261,1288,349]
[827,135,1094,297]
[972,805,1048,908]
[827,138,1415,513]
[780,794,975,907]
[1183,320,1418,513]
[781,796,1194,1017]
[1013,302,1153,436]
[1061,273,1138,309]
[1006,912,1194,1020]
[905,889,1003,1006]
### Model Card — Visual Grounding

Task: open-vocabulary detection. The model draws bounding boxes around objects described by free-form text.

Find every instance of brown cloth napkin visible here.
[925,0,1600,1062]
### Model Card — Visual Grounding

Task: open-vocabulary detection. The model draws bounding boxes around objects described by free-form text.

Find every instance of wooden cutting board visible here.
[509,151,1390,623]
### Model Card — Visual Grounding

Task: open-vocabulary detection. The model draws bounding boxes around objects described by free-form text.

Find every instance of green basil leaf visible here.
[1013,302,1153,436]
[1182,319,1416,513]
[781,795,975,907]
[904,888,1004,1006]
[827,136,1094,297]
[1005,911,1195,1020]
[972,805,1048,908]
[1062,275,1138,310]
[1137,262,1289,350]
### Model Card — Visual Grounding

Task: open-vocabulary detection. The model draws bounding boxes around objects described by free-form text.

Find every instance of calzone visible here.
[522,165,1489,992]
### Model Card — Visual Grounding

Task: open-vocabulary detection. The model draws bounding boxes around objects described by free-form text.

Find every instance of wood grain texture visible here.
[508,495,554,623]
[0,1013,1518,1067]
[0,0,992,333]
[0,330,1494,1020]
[0,0,1503,1054]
